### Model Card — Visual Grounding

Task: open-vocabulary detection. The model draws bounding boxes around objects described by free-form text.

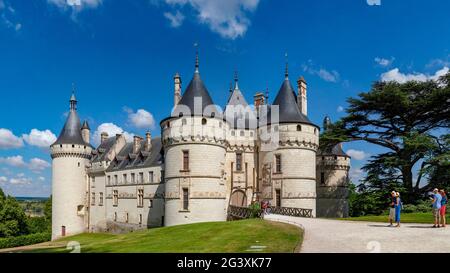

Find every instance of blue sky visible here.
[0,0,449,197]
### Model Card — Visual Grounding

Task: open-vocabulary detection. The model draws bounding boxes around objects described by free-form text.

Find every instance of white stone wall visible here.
[51,144,92,240]
[258,123,319,216]
[162,116,227,226]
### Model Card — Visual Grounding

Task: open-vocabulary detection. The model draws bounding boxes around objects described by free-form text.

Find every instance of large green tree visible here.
[0,188,29,237]
[322,73,450,202]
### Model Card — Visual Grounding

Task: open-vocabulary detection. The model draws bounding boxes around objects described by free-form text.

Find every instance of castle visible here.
[50,54,351,240]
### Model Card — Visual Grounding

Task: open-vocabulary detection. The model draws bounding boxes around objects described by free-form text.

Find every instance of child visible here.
[440,190,447,228]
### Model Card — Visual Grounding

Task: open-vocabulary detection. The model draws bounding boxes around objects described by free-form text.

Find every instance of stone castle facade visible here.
[50,55,351,240]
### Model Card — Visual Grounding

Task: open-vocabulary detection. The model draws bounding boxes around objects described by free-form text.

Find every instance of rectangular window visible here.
[149,171,154,183]
[91,192,95,206]
[123,174,127,184]
[114,175,118,185]
[91,176,95,186]
[125,213,129,223]
[139,214,142,225]
[107,176,111,185]
[182,188,189,210]
[99,192,104,206]
[275,154,282,173]
[321,172,325,185]
[160,170,165,183]
[275,189,281,207]
[236,152,242,171]
[139,172,144,183]
[114,212,117,221]
[131,173,135,184]
[183,150,189,171]
[137,189,144,207]
[149,199,153,208]
[113,190,118,206]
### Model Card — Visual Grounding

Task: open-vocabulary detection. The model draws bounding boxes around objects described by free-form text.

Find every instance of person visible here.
[394,192,402,227]
[388,191,396,226]
[440,189,447,228]
[431,188,442,228]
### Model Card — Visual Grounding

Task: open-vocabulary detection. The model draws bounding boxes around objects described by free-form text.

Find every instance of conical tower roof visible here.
[52,93,90,147]
[224,72,256,129]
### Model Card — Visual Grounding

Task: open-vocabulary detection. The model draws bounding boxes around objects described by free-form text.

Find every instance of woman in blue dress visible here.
[395,192,402,227]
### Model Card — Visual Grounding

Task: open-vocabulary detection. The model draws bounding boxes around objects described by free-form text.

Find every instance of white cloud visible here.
[349,168,364,183]
[164,0,260,39]
[346,149,369,160]
[375,57,394,67]
[337,106,344,113]
[125,108,155,129]
[0,128,24,149]
[302,61,340,83]
[381,67,449,83]
[47,0,103,10]
[92,123,134,146]
[0,156,50,173]
[164,10,185,27]
[0,155,27,167]
[0,176,7,183]
[9,177,32,185]
[28,158,51,173]
[22,129,57,148]
[38,176,46,181]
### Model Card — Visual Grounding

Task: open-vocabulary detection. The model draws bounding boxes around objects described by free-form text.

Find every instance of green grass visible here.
[338,212,449,224]
[18,219,302,253]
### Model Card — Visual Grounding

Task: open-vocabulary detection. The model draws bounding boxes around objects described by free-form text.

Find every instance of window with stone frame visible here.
[91,192,95,206]
[139,172,144,183]
[182,188,189,210]
[99,192,104,206]
[236,152,243,171]
[113,190,118,206]
[131,173,135,184]
[275,154,282,173]
[137,189,144,207]
[148,171,154,183]
[182,150,189,171]
[123,173,127,184]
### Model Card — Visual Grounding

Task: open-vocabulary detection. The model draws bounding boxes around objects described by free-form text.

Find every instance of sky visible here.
[0,0,449,197]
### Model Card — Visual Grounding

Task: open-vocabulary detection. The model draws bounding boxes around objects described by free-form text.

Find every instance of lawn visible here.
[339,212,449,224]
[15,219,302,253]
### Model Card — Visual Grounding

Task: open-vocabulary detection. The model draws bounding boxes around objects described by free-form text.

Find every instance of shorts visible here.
[440,205,446,216]
[389,208,395,219]
[433,208,441,218]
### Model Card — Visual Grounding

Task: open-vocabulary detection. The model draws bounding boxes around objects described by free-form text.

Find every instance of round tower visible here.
[161,53,228,226]
[50,91,92,240]
[259,67,319,216]
[316,115,351,218]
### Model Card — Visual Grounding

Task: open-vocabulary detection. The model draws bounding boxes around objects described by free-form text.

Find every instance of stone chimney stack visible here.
[133,135,142,154]
[81,121,90,144]
[100,132,109,144]
[297,76,307,116]
[253,92,266,111]
[144,131,152,152]
[174,72,182,106]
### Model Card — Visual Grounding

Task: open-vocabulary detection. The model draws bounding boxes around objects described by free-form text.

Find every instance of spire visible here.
[194,42,199,73]
[234,70,239,90]
[323,115,332,131]
[70,83,77,111]
[284,53,289,79]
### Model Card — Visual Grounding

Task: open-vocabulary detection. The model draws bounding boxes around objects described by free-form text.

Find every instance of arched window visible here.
[202,118,207,125]
[297,125,302,131]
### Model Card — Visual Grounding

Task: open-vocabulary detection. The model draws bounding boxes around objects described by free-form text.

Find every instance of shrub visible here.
[248,202,262,218]
[0,232,51,249]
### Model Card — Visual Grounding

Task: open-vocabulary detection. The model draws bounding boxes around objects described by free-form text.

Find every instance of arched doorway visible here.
[230,190,247,207]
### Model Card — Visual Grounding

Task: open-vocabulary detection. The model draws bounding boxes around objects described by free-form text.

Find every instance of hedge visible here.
[0,232,51,249]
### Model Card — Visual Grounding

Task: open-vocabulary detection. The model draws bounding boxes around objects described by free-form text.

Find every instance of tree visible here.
[322,73,450,202]
[0,188,29,237]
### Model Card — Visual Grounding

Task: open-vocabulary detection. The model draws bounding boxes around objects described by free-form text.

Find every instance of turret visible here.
[161,51,227,226]
[174,72,182,106]
[50,89,92,240]
[259,60,319,216]
[81,120,90,144]
[316,116,350,218]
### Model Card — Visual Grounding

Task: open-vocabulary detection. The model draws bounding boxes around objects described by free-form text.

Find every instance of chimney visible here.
[253,92,266,111]
[174,72,182,106]
[144,131,152,152]
[297,76,307,116]
[100,132,108,144]
[133,135,142,154]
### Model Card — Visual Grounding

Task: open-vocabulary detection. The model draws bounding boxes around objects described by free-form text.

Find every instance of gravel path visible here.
[265,214,450,253]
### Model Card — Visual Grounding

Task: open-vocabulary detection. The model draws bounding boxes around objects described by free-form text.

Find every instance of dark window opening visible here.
[275,154,281,173]
[182,188,189,210]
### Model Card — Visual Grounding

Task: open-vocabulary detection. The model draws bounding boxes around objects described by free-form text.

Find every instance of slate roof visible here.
[224,78,257,129]
[266,77,315,125]
[52,110,90,147]
[105,137,163,171]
